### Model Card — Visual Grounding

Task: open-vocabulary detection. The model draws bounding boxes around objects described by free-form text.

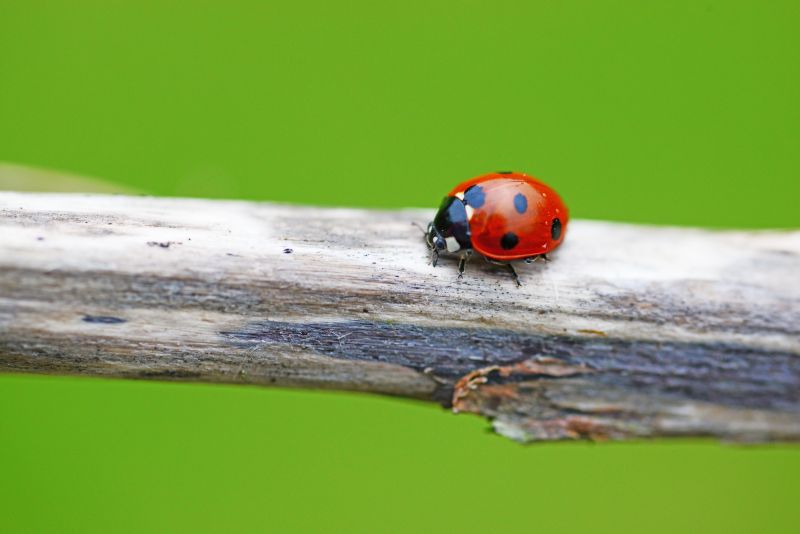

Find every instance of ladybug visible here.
[425,171,568,285]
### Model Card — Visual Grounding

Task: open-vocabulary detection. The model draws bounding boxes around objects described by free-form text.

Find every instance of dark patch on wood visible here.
[0,267,428,316]
[147,241,181,248]
[2,267,796,341]
[591,288,799,338]
[0,331,438,400]
[82,315,127,324]
[221,320,800,413]
[0,209,190,230]
[768,249,797,257]
[135,369,203,379]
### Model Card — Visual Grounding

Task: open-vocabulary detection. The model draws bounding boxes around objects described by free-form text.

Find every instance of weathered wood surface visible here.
[1,191,799,443]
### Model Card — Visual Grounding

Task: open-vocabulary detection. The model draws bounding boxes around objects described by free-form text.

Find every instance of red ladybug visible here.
[426,171,568,285]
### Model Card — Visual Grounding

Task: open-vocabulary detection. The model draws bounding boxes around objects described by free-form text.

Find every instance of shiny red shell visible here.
[450,172,568,261]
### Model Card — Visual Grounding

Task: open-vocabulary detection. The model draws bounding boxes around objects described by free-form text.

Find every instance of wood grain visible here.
[1,191,799,442]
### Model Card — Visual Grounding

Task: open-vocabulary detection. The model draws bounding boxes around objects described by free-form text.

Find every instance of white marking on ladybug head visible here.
[445,236,461,252]
[465,205,475,220]
[455,191,465,201]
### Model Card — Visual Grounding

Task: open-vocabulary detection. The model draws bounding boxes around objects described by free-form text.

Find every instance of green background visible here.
[1,1,799,532]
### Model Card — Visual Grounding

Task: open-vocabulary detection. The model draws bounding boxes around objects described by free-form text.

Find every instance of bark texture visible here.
[1,191,799,442]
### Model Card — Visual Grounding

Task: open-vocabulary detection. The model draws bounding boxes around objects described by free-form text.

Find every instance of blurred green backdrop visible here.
[1,1,799,533]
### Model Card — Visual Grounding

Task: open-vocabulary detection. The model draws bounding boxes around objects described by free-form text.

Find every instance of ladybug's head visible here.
[426,196,472,254]
[426,223,447,252]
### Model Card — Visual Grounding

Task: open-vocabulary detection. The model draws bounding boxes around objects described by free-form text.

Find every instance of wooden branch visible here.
[1,190,799,443]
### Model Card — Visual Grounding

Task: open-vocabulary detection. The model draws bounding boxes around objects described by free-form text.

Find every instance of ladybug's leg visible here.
[505,263,522,287]
[524,254,549,264]
[457,250,472,279]
[431,249,439,267]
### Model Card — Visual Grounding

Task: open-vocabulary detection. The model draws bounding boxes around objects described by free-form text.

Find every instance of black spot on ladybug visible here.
[497,170,513,174]
[552,218,562,240]
[464,185,486,208]
[513,193,528,214]
[500,232,519,250]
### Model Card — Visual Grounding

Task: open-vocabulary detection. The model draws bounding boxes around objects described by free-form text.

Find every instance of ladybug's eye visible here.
[434,237,446,250]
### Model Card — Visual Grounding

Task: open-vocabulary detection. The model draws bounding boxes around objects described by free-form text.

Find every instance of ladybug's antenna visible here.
[411,221,427,235]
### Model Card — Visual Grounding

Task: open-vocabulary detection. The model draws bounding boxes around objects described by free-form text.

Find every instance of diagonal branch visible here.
[1,190,799,442]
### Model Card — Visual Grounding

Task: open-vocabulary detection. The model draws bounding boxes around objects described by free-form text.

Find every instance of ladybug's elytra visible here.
[425,171,568,285]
